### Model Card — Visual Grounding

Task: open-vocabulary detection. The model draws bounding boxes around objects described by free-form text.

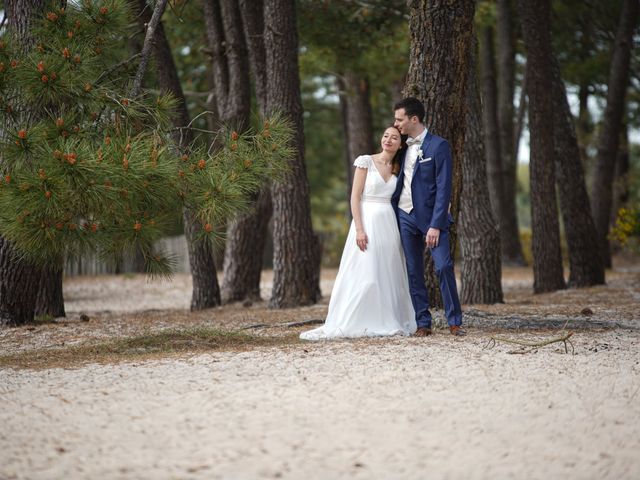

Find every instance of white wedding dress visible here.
[300,155,416,340]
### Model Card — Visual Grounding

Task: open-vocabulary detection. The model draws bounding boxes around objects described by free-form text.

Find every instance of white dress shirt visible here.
[398,128,427,213]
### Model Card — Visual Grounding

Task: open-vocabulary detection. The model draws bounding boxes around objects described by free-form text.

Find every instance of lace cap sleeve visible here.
[353,155,371,169]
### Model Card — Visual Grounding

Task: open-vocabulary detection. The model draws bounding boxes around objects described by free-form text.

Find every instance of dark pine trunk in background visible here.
[338,71,375,205]
[403,0,476,309]
[203,0,260,305]
[479,26,506,244]
[34,265,65,318]
[265,0,321,308]
[137,0,222,310]
[517,0,565,293]
[551,59,605,287]
[590,0,639,268]
[0,0,48,327]
[496,0,526,265]
[459,40,503,305]
[204,0,251,131]
[221,0,273,304]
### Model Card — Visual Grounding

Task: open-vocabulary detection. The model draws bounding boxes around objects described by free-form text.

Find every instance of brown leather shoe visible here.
[414,327,432,337]
[449,325,466,336]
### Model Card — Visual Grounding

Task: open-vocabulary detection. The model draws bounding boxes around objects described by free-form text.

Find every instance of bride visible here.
[301,127,416,340]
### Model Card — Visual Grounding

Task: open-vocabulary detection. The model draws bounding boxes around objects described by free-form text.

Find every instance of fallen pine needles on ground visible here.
[0,327,301,370]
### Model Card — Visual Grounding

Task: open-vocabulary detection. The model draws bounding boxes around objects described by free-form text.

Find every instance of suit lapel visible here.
[411,131,432,184]
[397,147,408,185]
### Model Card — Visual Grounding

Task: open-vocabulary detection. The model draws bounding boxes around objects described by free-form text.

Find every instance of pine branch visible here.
[96,53,143,85]
[485,331,575,354]
[130,0,169,98]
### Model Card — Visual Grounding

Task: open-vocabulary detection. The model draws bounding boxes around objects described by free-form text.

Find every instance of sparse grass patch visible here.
[0,327,301,370]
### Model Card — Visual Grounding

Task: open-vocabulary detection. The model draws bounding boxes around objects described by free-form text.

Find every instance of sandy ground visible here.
[1,261,639,479]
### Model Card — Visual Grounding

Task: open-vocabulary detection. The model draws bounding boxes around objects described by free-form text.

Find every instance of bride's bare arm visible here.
[350,167,368,251]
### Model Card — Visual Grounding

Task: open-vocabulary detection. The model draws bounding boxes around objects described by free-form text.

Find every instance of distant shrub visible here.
[611,207,640,254]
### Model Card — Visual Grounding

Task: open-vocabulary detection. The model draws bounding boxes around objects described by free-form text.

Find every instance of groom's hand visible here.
[426,228,440,248]
[356,230,368,251]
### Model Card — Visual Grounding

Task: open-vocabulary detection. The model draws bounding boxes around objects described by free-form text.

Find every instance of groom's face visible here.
[393,109,419,137]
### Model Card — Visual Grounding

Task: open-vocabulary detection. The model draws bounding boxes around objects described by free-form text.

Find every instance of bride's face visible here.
[381,128,401,153]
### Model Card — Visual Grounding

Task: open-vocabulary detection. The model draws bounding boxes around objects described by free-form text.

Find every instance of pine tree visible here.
[0,1,291,324]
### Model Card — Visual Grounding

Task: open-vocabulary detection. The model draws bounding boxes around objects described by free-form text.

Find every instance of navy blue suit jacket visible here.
[391,131,454,234]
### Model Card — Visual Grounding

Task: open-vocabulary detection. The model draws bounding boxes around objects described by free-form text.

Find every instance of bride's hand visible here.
[356,231,368,251]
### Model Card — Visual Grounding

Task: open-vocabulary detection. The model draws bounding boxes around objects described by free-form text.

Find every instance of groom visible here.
[391,97,464,337]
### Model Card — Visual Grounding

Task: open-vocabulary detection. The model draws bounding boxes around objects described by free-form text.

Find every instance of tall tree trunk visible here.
[517,0,565,293]
[403,0,475,308]
[336,76,354,207]
[34,265,65,318]
[0,239,42,326]
[218,0,273,304]
[496,0,526,265]
[224,0,272,305]
[137,0,222,309]
[339,71,375,204]
[576,15,594,170]
[551,59,605,287]
[0,0,48,327]
[479,26,505,239]
[204,0,251,129]
[222,191,273,303]
[239,0,268,108]
[460,40,503,304]
[513,68,528,167]
[182,209,221,309]
[577,81,592,167]
[590,0,638,268]
[265,0,320,308]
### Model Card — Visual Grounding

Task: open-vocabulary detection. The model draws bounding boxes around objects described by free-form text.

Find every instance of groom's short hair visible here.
[394,97,425,124]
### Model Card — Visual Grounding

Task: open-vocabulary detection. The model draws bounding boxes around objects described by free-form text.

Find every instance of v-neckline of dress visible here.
[370,156,393,184]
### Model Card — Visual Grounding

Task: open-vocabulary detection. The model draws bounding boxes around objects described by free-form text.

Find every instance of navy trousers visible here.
[398,209,462,329]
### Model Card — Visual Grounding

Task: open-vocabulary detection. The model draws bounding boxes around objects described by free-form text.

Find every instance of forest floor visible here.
[0,255,639,479]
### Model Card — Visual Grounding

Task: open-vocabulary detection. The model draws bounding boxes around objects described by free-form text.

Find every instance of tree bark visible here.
[222,191,273,303]
[577,81,592,167]
[203,0,251,129]
[517,0,565,293]
[460,40,503,305]
[338,71,375,204]
[551,59,605,287]
[479,26,505,239]
[265,0,320,308]
[590,0,639,268]
[183,210,221,309]
[496,0,526,265]
[576,16,594,169]
[239,0,267,110]
[336,76,354,208]
[217,0,273,304]
[403,0,475,308]
[34,265,65,318]
[136,0,222,310]
[0,239,42,326]
[0,0,48,327]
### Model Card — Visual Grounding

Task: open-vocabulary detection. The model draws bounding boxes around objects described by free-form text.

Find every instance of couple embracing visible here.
[301,97,465,341]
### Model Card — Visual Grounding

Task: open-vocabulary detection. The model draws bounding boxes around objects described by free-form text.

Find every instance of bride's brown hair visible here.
[389,126,407,176]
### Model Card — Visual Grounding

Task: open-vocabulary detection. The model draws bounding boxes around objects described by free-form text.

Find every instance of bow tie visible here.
[406,137,422,147]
